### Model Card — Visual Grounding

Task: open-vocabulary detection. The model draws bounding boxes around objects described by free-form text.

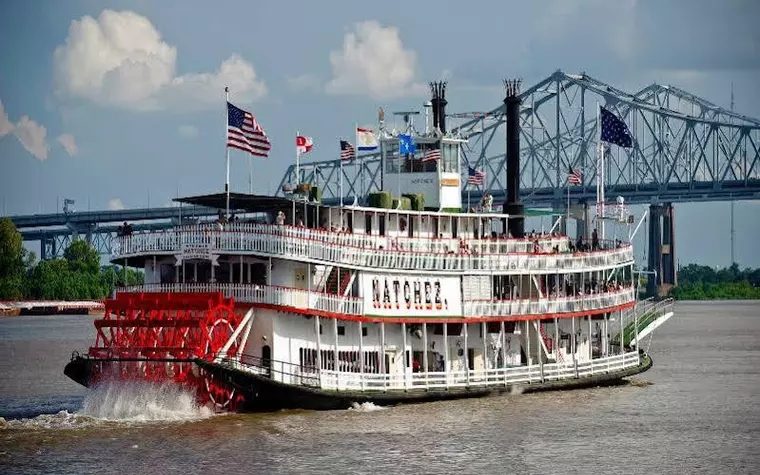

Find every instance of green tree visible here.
[64,239,101,275]
[0,217,27,299]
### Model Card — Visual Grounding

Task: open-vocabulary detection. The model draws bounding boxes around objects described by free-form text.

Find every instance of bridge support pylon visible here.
[647,203,677,297]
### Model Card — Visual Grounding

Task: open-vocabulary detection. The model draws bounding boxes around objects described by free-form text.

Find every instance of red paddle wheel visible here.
[88,292,248,411]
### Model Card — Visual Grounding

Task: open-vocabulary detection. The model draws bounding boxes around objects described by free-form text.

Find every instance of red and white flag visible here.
[296,135,314,155]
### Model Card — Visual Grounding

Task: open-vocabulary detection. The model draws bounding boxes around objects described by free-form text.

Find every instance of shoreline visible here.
[0,300,104,317]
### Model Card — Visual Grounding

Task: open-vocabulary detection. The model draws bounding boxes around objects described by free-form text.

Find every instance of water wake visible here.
[2,381,213,430]
[348,402,386,412]
[80,380,214,422]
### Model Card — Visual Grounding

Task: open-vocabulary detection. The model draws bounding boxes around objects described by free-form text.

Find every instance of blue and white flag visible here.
[356,127,378,151]
[398,134,416,155]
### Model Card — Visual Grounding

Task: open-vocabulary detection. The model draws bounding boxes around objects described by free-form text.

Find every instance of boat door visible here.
[385,350,400,377]
[262,344,272,378]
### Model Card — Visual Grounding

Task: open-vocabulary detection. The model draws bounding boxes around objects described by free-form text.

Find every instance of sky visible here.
[1,0,759,268]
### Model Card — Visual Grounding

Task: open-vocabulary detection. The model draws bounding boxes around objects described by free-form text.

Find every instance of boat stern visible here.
[63,352,92,388]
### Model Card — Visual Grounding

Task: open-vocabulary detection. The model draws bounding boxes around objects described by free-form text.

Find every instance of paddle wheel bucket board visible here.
[65,291,248,411]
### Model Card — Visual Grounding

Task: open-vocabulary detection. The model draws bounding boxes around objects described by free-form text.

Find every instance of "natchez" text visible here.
[371,277,449,310]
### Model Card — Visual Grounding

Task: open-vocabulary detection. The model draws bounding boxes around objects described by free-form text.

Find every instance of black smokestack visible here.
[503,78,524,238]
[429,81,447,134]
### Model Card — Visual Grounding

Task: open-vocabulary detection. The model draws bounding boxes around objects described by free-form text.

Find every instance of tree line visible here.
[670,263,760,300]
[0,217,143,301]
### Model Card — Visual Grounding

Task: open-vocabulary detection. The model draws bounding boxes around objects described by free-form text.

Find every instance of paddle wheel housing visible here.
[87,292,247,411]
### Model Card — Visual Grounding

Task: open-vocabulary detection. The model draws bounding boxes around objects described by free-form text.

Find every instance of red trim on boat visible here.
[239,301,636,324]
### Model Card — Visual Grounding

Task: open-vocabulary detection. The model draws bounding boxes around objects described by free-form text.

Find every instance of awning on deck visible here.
[173,192,293,214]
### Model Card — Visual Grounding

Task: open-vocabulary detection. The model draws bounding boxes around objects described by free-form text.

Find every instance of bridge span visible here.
[5,70,760,296]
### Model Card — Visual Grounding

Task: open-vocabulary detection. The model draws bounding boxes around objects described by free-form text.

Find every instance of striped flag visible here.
[227,102,271,157]
[568,167,582,185]
[422,148,441,162]
[340,140,355,160]
[467,166,486,185]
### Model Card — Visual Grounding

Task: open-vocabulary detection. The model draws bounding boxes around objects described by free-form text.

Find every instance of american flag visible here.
[227,102,271,157]
[600,106,633,148]
[467,166,486,185]
[422,148,441,162]
[340,140,355,160]
[568,167,582,185]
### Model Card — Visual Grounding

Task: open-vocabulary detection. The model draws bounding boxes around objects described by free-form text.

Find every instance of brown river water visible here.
[1,301,758,475]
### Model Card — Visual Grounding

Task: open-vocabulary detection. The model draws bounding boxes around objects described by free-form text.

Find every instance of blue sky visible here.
[1,0,759,268]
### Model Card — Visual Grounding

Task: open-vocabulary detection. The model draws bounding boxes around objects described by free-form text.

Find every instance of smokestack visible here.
[503,78,524,238]
[429,81,448,134]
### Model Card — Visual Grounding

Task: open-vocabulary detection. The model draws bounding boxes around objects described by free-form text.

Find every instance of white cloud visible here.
[0,99,50,160]
[13,116,49,161]
[177,125,198,138]
[108,198,125,210]
[53,10,267,111]
[326,21,426,100]
[0,100,13,137]
[57,133,78,156]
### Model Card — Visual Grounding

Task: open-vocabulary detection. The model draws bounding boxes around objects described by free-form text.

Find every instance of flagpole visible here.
[296,130,300,189]
[596,102,605,241]
[225,86,231,218]
[249,155,253,194]
[339,137,344,207]
[354,124,360,203]
[566,175,570,232]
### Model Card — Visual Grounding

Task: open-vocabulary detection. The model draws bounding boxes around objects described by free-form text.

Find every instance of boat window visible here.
[384,142,400,173]
[337,325,346,336]
[378,215,386,236]
[364,213,372,235]
[361,327,368,337]
[441,143,459,173]
[385,141,440,173]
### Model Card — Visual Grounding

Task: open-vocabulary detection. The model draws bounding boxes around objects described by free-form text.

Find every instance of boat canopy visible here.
[173,192,292,213]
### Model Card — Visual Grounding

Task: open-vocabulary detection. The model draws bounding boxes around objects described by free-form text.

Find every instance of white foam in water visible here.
[1,410,95,430]
[80,380,214,422]
[2,381,214,430]
[348,402,386,412]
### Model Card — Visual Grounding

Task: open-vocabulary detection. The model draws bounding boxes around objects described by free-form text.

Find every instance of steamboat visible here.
[64,80,674,412]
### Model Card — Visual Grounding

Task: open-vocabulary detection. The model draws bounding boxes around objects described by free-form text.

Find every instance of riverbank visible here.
[0,300,104,317]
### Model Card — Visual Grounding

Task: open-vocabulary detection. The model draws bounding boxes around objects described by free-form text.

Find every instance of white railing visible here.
[219,351,642,392]
[121,283,364,316]
[113,224,633,273]
[121,283,635,318]
[463,287,636,317]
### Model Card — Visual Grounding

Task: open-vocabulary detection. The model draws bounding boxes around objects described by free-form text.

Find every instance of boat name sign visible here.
[362,273,462,317]
[175,243,219,266]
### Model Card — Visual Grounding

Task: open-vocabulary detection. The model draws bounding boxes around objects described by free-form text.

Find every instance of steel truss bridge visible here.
[7,70,760,293]
[278,70,760,207]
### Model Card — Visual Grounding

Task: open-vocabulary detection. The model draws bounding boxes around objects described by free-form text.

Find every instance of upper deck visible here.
[112,220,634,274]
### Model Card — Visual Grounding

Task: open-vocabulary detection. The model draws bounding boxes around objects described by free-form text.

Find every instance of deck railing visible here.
[216,351,641,392]
[120,283,635,318]
[120,283,364,316]
[113,224,633,273]
[463,287,635,317]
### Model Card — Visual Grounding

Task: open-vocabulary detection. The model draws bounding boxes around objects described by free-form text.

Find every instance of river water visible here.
[1,301,758,475]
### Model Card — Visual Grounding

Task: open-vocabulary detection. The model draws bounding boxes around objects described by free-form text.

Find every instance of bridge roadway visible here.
[9,179,758,248]
[9,205,218,260]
